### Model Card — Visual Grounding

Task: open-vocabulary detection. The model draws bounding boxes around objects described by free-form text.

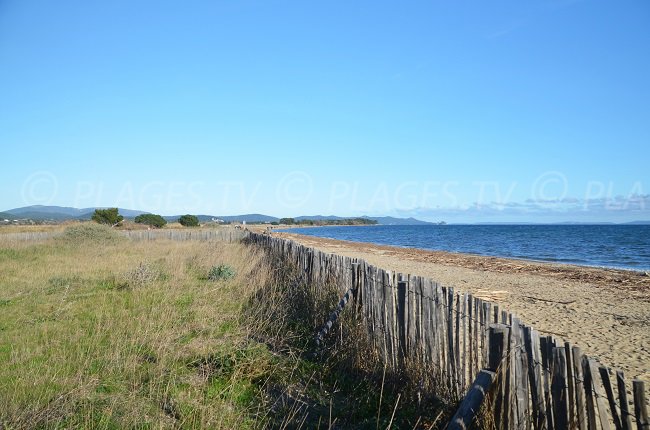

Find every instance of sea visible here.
[278,224,650,272]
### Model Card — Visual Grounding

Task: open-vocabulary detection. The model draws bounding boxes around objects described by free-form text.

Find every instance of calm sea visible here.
[279,224,650,271]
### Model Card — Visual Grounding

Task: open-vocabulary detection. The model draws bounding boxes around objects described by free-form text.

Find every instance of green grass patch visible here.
[0,238,274,429]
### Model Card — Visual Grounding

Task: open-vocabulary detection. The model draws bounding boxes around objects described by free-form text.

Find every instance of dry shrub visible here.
[56,223,124,246]
[119,262,164,289]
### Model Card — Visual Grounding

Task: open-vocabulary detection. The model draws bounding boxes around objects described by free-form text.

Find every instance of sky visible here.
[1,0,649,223]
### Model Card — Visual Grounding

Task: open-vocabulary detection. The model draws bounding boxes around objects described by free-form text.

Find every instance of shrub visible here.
[207,264,236,281]
[119,262,163,289]
[134,213,167,228]
[91,208,123,227]
[178,214,199,227]
[57,223,123,245]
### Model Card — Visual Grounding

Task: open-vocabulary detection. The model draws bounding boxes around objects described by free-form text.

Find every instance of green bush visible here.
[207,264,236,281]
[134,213,167,228]
[91,208,123,226]
[178,214,199,227]
[57,223,123,245]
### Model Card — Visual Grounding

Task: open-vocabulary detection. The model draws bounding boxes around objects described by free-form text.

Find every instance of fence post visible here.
[397,280,408,361]
[599,366,622,430]
[488,323,509,429]
[633,379,649,430]
[617,371,633,430]
[551,347,569,429]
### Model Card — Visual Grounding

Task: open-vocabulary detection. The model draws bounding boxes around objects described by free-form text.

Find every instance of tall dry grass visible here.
[242,243,454,429]
[1,225,457,429]
[0,225,274,428]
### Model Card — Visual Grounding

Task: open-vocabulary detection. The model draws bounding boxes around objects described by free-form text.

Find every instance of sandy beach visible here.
[269,230,650,385]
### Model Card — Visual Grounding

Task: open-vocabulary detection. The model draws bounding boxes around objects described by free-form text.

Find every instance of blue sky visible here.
[1,0,648,222]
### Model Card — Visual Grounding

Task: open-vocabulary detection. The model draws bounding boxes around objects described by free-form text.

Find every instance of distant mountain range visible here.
[3,205,148,221]
[0,205,435,225]
[3,205,648,225]
[295,215,432,225]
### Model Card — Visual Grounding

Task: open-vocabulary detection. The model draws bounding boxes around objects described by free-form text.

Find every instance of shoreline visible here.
[275,225,650,274]
[272,229,650,285]
[272,230,650,384]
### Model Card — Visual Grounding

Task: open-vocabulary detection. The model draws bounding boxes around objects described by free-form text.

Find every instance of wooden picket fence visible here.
[0,228,247,243]
[0,231,53,242]
[247,232,650,430]
[122,228,246,242]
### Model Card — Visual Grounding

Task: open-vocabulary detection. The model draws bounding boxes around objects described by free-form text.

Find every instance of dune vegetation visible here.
[0,224,445,429]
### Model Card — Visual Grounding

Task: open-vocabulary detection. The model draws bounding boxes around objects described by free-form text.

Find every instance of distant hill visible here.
[164,214,279,223]
[1,205,433,225]
[295,215,434,225]
[6,205,90,220]
[76,208,148,219]
[5,205,147,220]
[0,211,12,220]
[364,216,434,225]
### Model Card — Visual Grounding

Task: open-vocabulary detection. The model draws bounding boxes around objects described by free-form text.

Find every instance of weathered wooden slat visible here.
[617,371,633,430]
[455,293,461,392]
[572,346,587,430]
[485,302,492,367]
[551,347,569,429]
[473,297,480,379]
[502,317,513,430]
[489,324,510,429]
[525,327,547,430]
[512,318,528,430]
[599,366,623,430]
[433,282,444,380]
[416,277,425,360]
[448,287,457,394]
[583,356,604,430]
[633,379,649,430]
[461,293,468,390]
[448,370,496,430]
[386,270,397,367]
[480,301,487,365]
[588,359,612,430]
[468,294,474,385]
[397,279,408,361]
[408,276,418,358]
[565,342,576,428]
[540,336,556,430]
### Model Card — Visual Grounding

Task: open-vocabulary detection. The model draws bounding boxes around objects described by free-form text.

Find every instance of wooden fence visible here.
[0,231,53,242]
[0,228,247,243]
[247,232,650,430]
[121,229,247,242]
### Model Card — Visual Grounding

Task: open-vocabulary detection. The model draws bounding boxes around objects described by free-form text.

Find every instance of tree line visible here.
[91,208,199,228]
[276,217,377,226]
[91,209,378,229]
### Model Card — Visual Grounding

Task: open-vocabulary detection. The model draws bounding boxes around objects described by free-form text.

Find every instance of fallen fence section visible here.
[247,232,649,430]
